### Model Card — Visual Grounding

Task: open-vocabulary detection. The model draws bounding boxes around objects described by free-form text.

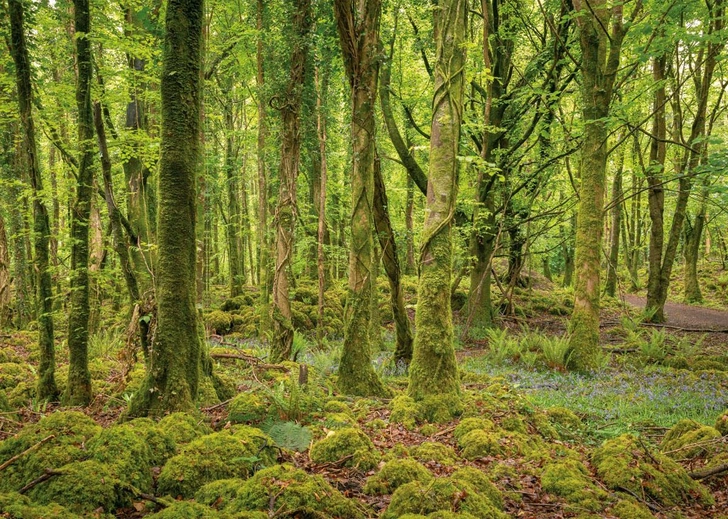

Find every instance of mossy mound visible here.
[0,363,34,390]
[157,412,210,445]
[119,418,177,466]
[418,394,463,423]
[390,395,419,430]
[612,499,655,519]
[27,460,120,514]
[458,428,545,461]
[384,478,506,519]
[0,411,101,492]
[205,310,233,335]
[227,392,269,424]
[146,501,226,518]
[0,491,80,518]
[194,478,245,509]
[592,434,712,506]
[450,467,503,510]
[660,419,722,459]
[157,427,276,498]
[226,464,368,518]
[0,389,10,412]
[309,427,379,470]
[323,412,357,430]
[540,459,607,512]
[453,418,495,441]
[87,425,155,492]
[0,348,22,363]
[363,459,433,495]
[411,442,459,465]
[323,399,354,417]
[716,410,728,436]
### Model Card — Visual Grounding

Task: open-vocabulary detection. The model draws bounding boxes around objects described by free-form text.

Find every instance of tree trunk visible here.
[0,211,10,327]
[270,0,312,363]
[315,65,328,348]
[334,0,389,396]
[407,0,466,407]
[605,144,625,297]
[223,90,243,297]
[684,203,705,303]
[129,0,204,416]
[8,0,59,401]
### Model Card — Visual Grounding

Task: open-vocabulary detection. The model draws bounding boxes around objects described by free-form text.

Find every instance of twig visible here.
[616,486,662,513]
[0,435,55,472]
[202,398,234,412]
[689,463,728,480]
[209,352,288,371]
[19,468,64,494]
[138,493,169,508]
[637,436,662,467]
[432,425,456,438]
[663,436,726,456]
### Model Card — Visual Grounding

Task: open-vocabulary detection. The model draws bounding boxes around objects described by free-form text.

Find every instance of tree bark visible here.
[8,0,59,401]
[605,143,625,297]
[222,86,243,297]
[315,65,328,348]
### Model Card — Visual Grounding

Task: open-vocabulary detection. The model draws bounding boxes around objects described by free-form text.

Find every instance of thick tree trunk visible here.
[334,0,388,396]
[270,0,312,363]
[408,0,466,407]
[129,0,203,416]
[8,0,59,401]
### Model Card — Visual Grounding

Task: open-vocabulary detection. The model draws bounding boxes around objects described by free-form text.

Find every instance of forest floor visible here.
[622,294,728,331]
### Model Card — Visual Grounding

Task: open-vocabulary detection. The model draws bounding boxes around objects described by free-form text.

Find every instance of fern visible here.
[261,420,313,452]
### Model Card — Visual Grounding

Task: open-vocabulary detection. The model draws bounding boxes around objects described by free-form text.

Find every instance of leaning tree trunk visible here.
[407,0,466,409]
[334,0,389,397]
[270,0,312,363]
[129,0,204,416]
[8,0,58,401]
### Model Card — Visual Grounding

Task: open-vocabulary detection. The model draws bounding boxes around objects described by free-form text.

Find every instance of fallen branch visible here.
[210,352,288,371]
[20,468,64,494]
[663,436,726,456]
[689,463,728,480]
[616,486,662,513]
[0,435,55,472]
[138,493,169,508]
[640,322,728,334]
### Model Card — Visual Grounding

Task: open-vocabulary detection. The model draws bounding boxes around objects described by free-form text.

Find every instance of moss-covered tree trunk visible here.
[605,144,625,298]
[684,201,706,303]
[129,0,203,416]
[223,90,243,297]
[0,212,11,327]
[569,0,634,370]
[64,0,94,406]
[8,0,59,402]
[334,0,389,396]
[407,0,466,405]
[270,0,312,363]
[315,65,328,348]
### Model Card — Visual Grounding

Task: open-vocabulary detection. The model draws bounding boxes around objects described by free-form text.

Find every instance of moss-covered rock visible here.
[205,310,233,335]
[87,424,155,492]
[660,419,722,459]
[390,395,419,430]
[0,411,101,492]
[592,434,712,506]
[0,347,22,363]
[227,392,269,424]
[120,418,177,466]
[716,410,728,436]
[323,412,357,430]
[194,478,245,509]
[0,491,81,518]
[540,459,606,512]
[27,460,120,513]
[411,442,459,465]
[612,499,655,519]
[458,430,504,459]
[157,427,276,498]
[146,501,226,518]
[309,427,379,470]
[323,399,354,416]
[363,459,433,495]
[384,478,506,519]
[226,464,368,518]
[0,362,34,390]
[453,418,495,442]
[501,415,528,434]
[418,394,463,423]
[450,467,503,510]
[157,412,210,445]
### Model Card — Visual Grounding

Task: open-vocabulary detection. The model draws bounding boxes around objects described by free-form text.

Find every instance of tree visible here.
[407,0,466,409]
[129,0,204,415]
[8,0,58,401]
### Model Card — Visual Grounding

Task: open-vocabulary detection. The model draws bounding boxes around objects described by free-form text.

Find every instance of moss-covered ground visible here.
[0,277,727,518]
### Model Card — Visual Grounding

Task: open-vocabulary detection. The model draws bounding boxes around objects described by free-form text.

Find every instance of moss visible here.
[197,375,221,407]
[226,464,367,518]
[545,406,582,428]
[146,501,225,518]
[420,424,438,436]
[451,466,503,510]
[384,478,506,519]
[541,459,606,512]
[459,429,547,462]
[87,425,154,492]
[715,410,728,436]
[612,499,655,519]
[390,395,419,430]
[660,419,722,458]
[458,430,504,459]
[120,418,177,466]
[157,428,276,498]
[363,459,433,495]
[227,392,269,424]
[0,348,22,363]
[453,418,495,441]
[157,412,210,445]
[28,460,119,513]
[194,478,245,509]
[323,412,357,430]
[309,427,379,470]
[0,362,34,390]
[0,411,101,492]
[323,399,354,416]
[530,412,560,440]
[411,442,459,465]
[205,310,233,335]
[0,491,81,518]
[419,393,463,423]
[0,389,10,412]
[501,416,528,434]
[592,434,712,506]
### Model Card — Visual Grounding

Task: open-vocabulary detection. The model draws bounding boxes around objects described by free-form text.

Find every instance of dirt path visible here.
[622,294,728,331]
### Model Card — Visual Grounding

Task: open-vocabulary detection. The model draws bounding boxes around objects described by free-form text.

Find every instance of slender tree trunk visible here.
[684,202,705,303]
[223,91,243,297]
[129,0,203,416]
[561,213,575,287]
[315,65,328,348]
[8,0,59,401]
[0,211,10,327]
[408,0,466,407]
[270,0,312,363]
[405,175,415,275]
[605,143,625,297]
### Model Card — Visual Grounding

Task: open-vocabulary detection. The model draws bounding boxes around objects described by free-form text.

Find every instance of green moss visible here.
[458,430,504,459]
[87,425,154,492]
[541,459,606,511]
[454,418,495,441]
[420,423,438,436]
[451,466,503,510]
[194,478,245,509]
[197,375,221,407]
[715,410,728,436]
[419,394,463,423]
[411,442,459,465]
[384,478,506,519]
[0,363,34,390]
[660,419,722,458]
[545,406,582,428]
[530,412,560,440]
[363,459,433,495]
[0,389,10,412]
[309,427,379,470]
[146,501,225,518]
[391,395,419,430]
[612,499,655,519]
[157,412,210,445]
[323,412,357,429]
[501,416,528,434]
[227,392,269,424]
[205,310,233,335]
[226,464,368,518]
[323,399,354,416]
[28,460,119,513]
[0,411,101,492]
[157,428,276,498]
[458,429,547,462]
[120,418,177,466]
[0,491,81,518]
[0,348,21,363]
[592,434,712,506]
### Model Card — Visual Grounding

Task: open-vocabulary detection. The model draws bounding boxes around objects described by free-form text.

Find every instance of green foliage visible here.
[260,420,312,452]
[540,335,574,371]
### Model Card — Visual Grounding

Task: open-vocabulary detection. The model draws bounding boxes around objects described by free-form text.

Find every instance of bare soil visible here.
[622,294,728,331]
